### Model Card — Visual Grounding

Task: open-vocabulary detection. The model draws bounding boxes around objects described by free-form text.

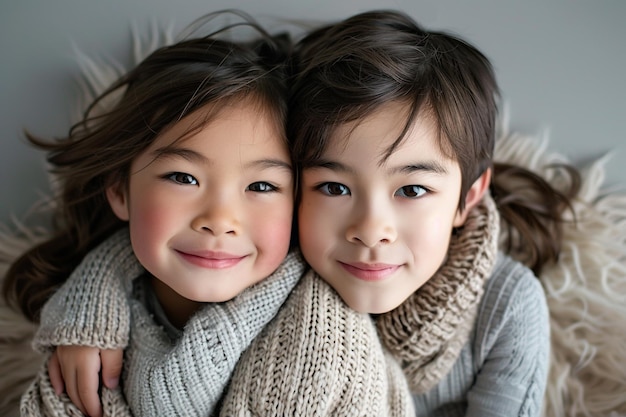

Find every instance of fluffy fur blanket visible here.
[1,29,625,417]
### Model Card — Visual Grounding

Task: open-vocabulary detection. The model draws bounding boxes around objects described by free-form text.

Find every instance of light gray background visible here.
[1,0,625,225]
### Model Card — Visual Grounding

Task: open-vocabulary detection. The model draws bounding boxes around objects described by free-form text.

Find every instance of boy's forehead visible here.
[326,103,451,163]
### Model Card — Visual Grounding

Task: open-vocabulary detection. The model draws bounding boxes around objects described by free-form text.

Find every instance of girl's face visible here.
[108,100,293,319]
[299,102,484,314]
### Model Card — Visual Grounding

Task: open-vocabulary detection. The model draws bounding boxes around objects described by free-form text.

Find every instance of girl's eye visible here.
[247,182,278,193]
[317,182,350,196]
[395,185,427,198]
[166,172,198,185]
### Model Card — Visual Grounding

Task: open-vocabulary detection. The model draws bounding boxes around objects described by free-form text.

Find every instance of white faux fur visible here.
[1,25,625,417]
[0,226,47,416]
[495,131,626,417]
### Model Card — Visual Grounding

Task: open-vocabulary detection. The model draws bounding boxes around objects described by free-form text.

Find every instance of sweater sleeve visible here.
[465,256,550,417]
[217,271,416,417]
[20,353,132,417]
[122,250,307,417]
[32,228,143,352]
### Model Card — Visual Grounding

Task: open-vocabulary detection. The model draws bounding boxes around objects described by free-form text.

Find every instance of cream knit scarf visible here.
[218,271,416,416]
[377,194,500,393]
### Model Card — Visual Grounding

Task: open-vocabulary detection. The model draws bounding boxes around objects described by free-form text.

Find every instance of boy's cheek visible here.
[298,209,332,257]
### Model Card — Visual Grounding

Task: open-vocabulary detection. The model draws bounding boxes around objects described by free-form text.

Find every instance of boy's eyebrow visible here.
[392,161,449,175]
[152,147,292,171]
[308,159,448,175]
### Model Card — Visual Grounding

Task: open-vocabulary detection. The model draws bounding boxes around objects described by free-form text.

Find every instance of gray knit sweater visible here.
[21,229,307,416]
[411,253,549,416]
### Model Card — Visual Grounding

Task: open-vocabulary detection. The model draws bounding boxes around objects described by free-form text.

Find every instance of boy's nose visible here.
[345,205,397,248]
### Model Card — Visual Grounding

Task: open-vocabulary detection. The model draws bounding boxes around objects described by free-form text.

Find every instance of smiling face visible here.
[107,99,293,322]
[298,102,486,314]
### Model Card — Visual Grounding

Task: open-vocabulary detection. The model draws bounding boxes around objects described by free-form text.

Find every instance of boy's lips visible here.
[176,250,247,269]
[339,261,400,282]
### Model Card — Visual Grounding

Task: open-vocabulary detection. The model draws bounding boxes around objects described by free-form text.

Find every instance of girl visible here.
[3,11,310,417]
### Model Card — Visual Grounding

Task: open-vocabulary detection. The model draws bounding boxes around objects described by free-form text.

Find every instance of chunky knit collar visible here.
[377,194,500,393]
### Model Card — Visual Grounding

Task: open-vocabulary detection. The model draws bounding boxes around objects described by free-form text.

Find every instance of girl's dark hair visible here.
[3,10,293,322]
[289,10,579,275]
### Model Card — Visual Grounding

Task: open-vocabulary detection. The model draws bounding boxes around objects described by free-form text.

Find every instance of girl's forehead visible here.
[155,99,286,149]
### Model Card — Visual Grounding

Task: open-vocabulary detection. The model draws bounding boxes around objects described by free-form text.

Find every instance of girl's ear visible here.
[106,183,130,221]
[453,167,492,227]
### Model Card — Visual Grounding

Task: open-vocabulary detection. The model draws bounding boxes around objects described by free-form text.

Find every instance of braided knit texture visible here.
[377,194,500,393]
[219,270,416,416]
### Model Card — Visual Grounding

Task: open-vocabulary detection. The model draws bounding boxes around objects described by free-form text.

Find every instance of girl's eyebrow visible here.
[152,147,209,164]
[246,159,292,172]
[308,160,356,174]
[152,146,292,171]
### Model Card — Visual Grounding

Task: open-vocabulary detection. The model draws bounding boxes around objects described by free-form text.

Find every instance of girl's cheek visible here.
[257,208,293,264]
[128,197,175,239]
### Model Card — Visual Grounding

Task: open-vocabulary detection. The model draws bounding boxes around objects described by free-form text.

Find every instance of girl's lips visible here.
[176,250,246,269]
[339,261,400,282]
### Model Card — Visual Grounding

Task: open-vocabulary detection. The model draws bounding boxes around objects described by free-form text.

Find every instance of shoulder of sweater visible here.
[73,226,143,290]
[481,252,546,314]
[472,253,549,350]
[86,227,132,260]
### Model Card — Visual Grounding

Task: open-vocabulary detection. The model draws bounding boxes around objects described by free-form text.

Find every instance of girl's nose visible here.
[191,197,241,236]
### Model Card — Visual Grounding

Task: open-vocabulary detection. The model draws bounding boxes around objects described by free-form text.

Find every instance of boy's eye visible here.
[166,172,198,185]
[395,185,427,198]
[317,182,350,196]
[247,182,278,192]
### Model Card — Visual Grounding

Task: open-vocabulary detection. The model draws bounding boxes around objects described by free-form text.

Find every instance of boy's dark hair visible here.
[3,10,293,322]
[289,10,579,275]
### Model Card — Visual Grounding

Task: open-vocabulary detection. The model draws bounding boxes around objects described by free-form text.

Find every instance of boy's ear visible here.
[453,167,492,227]
[106,183,130,221]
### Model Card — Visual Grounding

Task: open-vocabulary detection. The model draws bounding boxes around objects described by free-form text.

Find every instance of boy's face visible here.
[298,102,468,314]
[108,100,293,311]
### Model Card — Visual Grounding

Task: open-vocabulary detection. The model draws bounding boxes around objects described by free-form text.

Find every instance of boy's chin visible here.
[338,291,408,315]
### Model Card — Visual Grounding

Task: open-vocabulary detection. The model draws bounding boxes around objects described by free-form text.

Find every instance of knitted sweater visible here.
[216,256,549,417]
[21,229,307,416]
[217,194,549,416]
